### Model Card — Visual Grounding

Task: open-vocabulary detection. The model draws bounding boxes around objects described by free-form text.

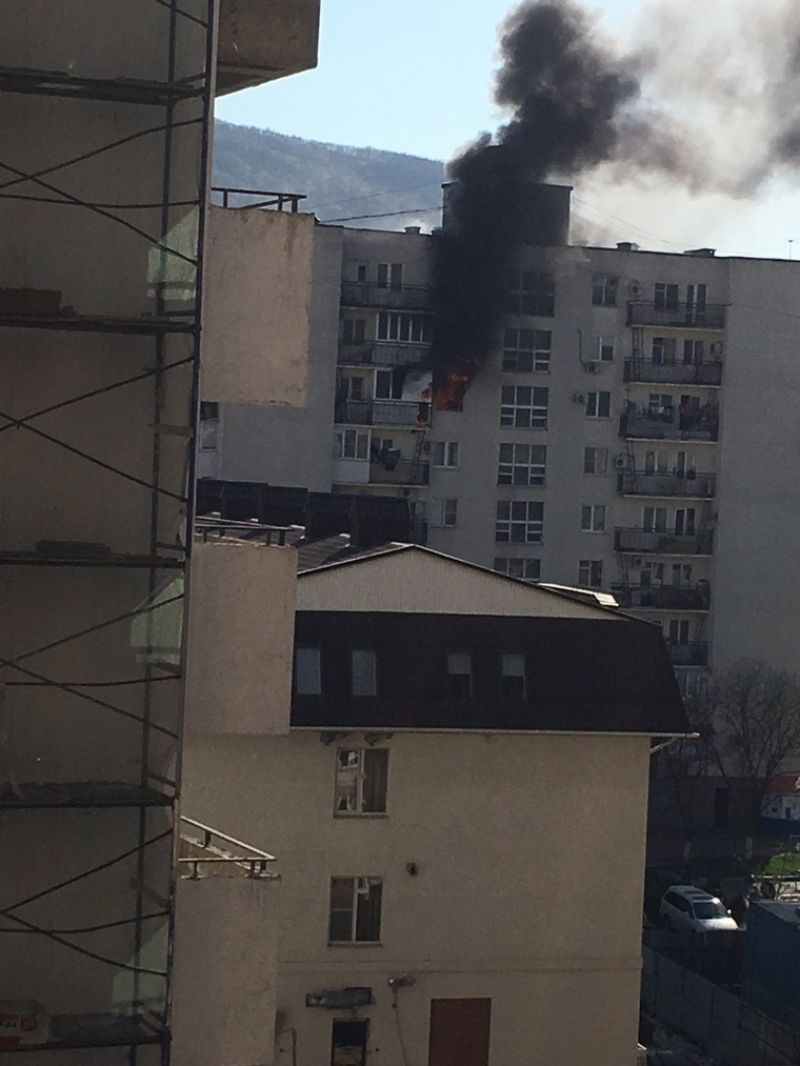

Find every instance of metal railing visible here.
[179,816,277,879]
[613,584,710,610]
[337,341,428,367]
[620,408,719,442]
[667,642,710,666]
[369,459,429,485]
[624,359,722,386]
[615,527,714,555]
[340,281,431,310]
[627,301,726,329]
[211,186,306,212]
[335,399,430,427]
[618,471,716,498]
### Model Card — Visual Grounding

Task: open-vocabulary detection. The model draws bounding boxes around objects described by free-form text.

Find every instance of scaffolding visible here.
[0,2,215,1061]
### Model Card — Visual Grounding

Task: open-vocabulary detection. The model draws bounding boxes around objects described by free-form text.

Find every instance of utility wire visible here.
[321,205,441,224]
[0,911,169,936]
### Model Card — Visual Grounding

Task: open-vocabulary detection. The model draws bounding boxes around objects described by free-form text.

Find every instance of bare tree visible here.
[711,660,800,834]
[660,692,716,841]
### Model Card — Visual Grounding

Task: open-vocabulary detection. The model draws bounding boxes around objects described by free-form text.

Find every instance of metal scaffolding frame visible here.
[0,2,215,1060]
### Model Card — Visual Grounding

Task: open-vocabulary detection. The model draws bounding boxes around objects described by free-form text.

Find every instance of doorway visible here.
[428,998,491,1066]
[331,1019,368,1066]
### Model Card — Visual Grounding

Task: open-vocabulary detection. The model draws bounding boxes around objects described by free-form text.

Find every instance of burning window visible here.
[502,328,551,372]
[498,443,546,486]
[495,501,544,544]
[506,270,556,317]
[500,385,548,429]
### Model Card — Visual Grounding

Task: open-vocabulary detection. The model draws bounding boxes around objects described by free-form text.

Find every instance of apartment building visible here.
[1,2,319,1062]
[201,186,800,696]
[183,543,690,1066]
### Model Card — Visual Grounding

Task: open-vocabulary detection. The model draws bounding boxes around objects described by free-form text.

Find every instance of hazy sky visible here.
[216,0,800,259]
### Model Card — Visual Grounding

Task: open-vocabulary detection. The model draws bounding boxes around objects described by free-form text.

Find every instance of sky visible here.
[216,0,800,259]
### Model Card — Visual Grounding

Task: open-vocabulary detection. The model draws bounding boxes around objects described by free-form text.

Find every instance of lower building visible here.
[184,543,689,1066]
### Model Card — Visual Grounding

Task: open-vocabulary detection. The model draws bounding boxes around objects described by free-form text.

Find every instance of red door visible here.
[428,998,491,1066]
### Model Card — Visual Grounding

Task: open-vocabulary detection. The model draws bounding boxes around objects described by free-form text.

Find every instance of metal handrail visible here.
[180,816,277,879]
[211,186,306,212]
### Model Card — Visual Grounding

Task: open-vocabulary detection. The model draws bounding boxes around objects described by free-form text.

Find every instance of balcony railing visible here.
[337,341,428,367]
[615,527,714,555]
[620,407,719,442]
[624,359,722,386]
[668,642,710,667]
[340,281,431,310]
[369,459,429,486]
[613,584,710,610]
[335,399,430,427]
[211,186,306,212]
[618,471,716,498]
[627,301,726,329]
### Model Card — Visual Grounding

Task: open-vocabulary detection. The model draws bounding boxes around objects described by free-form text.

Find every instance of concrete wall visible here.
[186,540,296,735]
[217,0,321,93]
[172,874,279,1066]
[183,730,651,1066]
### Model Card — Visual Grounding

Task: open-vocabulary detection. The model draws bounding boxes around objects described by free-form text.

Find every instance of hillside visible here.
[212,121,446,229]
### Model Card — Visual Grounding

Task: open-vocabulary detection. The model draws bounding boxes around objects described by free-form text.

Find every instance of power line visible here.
[310,179,444,215]
[320,205,441,224]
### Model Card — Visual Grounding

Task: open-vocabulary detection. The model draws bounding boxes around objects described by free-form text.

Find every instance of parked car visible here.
[659,885,739,932]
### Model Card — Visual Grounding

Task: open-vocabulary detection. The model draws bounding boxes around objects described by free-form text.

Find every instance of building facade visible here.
[183,544,689,1066]
[201,189,800,696]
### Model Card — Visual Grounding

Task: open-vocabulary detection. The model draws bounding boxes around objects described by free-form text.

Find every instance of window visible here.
[506,270,556,316]
[340,374,366,401]
[377,311,431,343]
[654,282,679,311]
[494,557,541,582]
[500,385,548,429]
[328,877,383,943]
[578,560,604,588]
[675,507,696,535]
[496,501,544,544]
[583,446,608,476]
[502,328,551,372]
[295,646,321,695]
[500,653,526,698]
[351,649,377,697]
[586,391,611,418]
[356,262,368,283]
[199,402,219,450]
[667,619,691,645]
[592,274,618,307]
[439,499,458,527]
[446,652,473,698]
[377,262,403,289]
[498,443,546,486]
[374,369,403,400]
[683,339,705,365]
[335,428,369,460]
[342,317,366,345]
[335,748,388,815]
[652,337,677,365]
[199,401,219,420]
[432,441,459,468]
[589,336,615,362]
[643,506,667,533]
[581,504,606,532]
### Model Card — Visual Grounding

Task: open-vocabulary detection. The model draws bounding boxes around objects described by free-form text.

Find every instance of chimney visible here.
[404,225,422,235]
[617,241,640,252]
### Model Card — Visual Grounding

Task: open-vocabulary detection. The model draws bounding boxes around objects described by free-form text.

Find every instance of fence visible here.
[642,947,800,1065]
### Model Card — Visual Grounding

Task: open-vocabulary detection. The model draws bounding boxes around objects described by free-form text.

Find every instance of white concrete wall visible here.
[183,730,651,1066]
[186,540,296,735]
[172,874,279,1066]
[202,207,315,407]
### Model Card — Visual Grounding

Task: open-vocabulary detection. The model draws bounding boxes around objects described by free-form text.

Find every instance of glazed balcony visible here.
[335,399,430,428]
[627,301,725,329]
[668,642,710,667]
[337,341,428,367]
[618,471,716,498]
[369,459,429,486]
[340,281,431,310]
[624,359,722,386]
[613,584,710,610]
[620,406,719,442]
[615,527,714,555]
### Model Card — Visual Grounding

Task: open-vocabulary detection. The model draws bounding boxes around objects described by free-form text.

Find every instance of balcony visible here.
[615,527,714,555]
[618,471,716,498]
[335,399,430,427]
[668,642,710,667]
[624,359,722,386]
[627,301,725,329]
[613,584,710,610]
[340,281,431,310]
[337,341,428,367]
[370,459,429,486]
[620,405,719,442]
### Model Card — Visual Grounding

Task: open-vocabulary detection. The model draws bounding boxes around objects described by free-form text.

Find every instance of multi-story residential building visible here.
[183,542,689,1066]
[1,2,319,1062]
[201,184,800,697]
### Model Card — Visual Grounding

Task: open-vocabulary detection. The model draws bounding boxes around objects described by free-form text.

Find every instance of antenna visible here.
[788,239,795,260]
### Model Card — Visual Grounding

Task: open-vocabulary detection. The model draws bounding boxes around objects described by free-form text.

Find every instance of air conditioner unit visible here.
[629,281,642,298]
[572,392,586,404]
[632,557,643,568]
[711,341,723,355]
[422,441,432,453]
[615,455,626,469]
[305,988,373,1010]
[584,363,598,374]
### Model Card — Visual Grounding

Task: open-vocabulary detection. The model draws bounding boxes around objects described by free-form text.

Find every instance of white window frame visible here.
[335,428,370,460]
[502,328,551,372]
[507,270,556,316]
[500,385,548,429]
[496,501,544,544]
[498,442,546,486]
[377,311,431,344]
[589,336,615,362]
[334,748,389,816]
[581,504,606,533]
[439,498,458,527]
[328,877,383,944]
[432,441,459,468]
[578,559,604,588]
[592,274,618,307]
[583,446,609,476]
[586,391,611,419]
[494,557,541,582]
